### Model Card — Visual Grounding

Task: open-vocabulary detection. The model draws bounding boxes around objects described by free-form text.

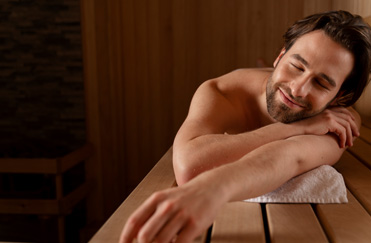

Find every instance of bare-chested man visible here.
[120,10,371,243]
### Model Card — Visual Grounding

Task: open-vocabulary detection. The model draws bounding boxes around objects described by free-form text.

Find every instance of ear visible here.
[273,48,286,67]
[329,90,345,106]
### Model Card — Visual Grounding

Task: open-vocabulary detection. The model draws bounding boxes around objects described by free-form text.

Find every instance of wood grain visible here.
[80,0,371,224]
[334,151,371,214]
[211,202,265,243]
[315,190,371,243]
[267,204,328,243]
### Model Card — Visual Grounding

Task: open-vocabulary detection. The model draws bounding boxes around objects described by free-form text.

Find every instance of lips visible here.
[278,88,306,109]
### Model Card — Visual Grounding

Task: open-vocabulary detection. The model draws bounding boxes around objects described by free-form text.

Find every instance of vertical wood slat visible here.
[266,204,328,243]
[210,202,265,243]
[315,190,371,243]
[80,0,104,221]
[81,0,371,227]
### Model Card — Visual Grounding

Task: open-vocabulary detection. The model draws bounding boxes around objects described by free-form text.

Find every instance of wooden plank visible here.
[267,204,328,243]
[58,143,94,173]
[194,231,208,243]
[334,151,371,214]
[60,181,92,215]
[0,199,59,214]
[361,116,371,129]
[347,138,371,169]
[89,148,176,243]
[210,202,265,243]
[315,190,371,243]
[0,158,57,174]
[359,125,371,145]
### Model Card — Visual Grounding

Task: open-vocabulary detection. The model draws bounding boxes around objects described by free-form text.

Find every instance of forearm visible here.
[173,122,305,184]
[188,139,300,202]
[188,133,344,203]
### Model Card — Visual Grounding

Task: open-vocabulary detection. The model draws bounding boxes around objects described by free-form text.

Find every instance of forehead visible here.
[285,30,354,87]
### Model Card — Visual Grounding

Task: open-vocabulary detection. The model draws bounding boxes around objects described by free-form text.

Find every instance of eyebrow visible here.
[291,54,337,87]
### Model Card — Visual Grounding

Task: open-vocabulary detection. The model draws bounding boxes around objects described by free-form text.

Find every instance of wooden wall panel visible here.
[81,0,371,226]
[304,0,371,17]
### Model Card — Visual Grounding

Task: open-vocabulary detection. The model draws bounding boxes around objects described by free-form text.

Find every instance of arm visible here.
[120,110,360,243]
[173,77,304,184]
[174,74,359,184]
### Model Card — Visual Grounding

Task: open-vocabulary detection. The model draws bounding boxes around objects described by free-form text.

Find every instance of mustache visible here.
[278,85,311,109]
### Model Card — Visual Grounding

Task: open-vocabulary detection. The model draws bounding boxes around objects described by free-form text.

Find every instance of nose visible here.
[289,75,311,98]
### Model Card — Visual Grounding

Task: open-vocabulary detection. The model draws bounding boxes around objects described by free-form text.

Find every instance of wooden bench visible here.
[90,119,371,243]
[0,144,94,243]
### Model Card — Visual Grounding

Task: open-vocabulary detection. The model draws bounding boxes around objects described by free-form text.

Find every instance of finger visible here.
[335,114,359,145]
[154,210,189,243]
[330,107,356,120]
[329,111,359,138]
[120,192,167,243]
[345,122,353,147]
[334,116,353,147]
[137,200,178,243]
[175,221,203,243]
[328,122,346,148]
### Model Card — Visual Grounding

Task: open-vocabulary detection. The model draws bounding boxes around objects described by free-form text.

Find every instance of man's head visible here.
[267,10,371,123]
[283,10,371,107]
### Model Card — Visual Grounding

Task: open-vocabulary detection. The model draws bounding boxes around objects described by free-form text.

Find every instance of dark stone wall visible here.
[0,0,85,157]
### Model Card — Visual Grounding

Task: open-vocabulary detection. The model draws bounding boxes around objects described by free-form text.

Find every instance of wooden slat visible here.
[361,117,371,130]
[0,144,93,174]
[315,190,371,243]
[0,158,57,174]
[60,181,92,214]
[334,151,371,214]
[58,143,94,173]
[89,148,176,243]
[359,125,371,145]
[194,231,208,243]
[0,199,59,214]
[267,204,328,243]
[348,138,371,169]
[210,202,265,243]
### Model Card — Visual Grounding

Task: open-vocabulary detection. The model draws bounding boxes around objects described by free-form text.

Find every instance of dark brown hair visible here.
[283,10,371,107]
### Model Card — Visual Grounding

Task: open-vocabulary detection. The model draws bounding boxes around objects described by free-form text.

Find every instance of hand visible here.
[294,107,360,148]
[119,179,227,243]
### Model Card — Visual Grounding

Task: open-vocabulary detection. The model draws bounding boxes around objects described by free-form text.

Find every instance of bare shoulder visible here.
[213,68,273,92]
[176,68,271,140]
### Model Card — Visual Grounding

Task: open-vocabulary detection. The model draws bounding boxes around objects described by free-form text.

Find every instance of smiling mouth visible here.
[278,88,306,109]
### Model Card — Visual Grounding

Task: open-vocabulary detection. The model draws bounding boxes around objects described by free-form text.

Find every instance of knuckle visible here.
[159,200,176,215]
[186,215,198,228]
[127,215,139,227]
[176,208,188,221]
[137,230,150,243]
[150,191,166,202]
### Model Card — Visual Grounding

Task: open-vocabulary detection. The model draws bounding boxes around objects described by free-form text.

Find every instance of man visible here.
[120,10,371,243]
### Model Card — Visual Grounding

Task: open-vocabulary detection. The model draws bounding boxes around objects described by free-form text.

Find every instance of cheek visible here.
[310,93,336,110]
[273,66,294,83]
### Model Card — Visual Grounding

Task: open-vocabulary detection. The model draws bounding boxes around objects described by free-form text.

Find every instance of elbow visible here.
[173,148,198,186]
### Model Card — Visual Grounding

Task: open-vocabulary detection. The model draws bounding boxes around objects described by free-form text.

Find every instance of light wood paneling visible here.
[80,0,371,225]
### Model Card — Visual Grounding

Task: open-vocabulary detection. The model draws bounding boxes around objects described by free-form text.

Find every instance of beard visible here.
[266,76,327,123]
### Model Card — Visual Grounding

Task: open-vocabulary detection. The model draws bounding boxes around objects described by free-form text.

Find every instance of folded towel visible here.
[245,165,348,204]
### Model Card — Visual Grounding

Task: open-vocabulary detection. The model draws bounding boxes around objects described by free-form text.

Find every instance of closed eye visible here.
[290,63,304,72]
[314,78,329,90]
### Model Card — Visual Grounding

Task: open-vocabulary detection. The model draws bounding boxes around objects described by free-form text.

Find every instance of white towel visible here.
[245,165,348,204]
